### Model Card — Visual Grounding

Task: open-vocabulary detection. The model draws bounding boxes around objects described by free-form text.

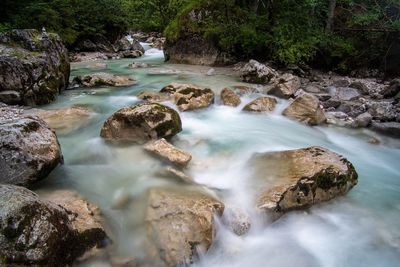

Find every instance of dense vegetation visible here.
[1,0,399,74]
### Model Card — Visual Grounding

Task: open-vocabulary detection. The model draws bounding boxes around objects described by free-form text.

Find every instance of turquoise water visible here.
[35,47,400,267]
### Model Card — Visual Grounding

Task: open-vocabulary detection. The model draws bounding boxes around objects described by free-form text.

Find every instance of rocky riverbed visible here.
[1,29,400,267]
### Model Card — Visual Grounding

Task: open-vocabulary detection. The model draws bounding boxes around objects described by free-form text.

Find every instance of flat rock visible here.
[283,93,326,125]
[144,138,192,167]
[100,103,182,143]
[243,96,277,112]
[157,167,195,184]
[72,72,137,88]
[146,188,224,267]
[28,105,96,135]
[371,122,400,138]
[220,88,241,107]
[249,146,358,218]
[0,104,62,186]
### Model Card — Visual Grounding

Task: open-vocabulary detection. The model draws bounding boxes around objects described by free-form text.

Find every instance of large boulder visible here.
[243,96,277,113]
[28,105,96,135]
[283,93,326,125]
[249,147,358,219]
[220,88,241,107]
[71,73,137,88]
[0,29,70,106]
[74,35,115,53]
[114,36,145,54]
[100,103,182,143]
[161,83,214,111]
[240,60,278,84]
[144,138,192,167]
[146,188,224,266]
[268,73,301,99]
[0,104,62,186]
[0,185,108,266]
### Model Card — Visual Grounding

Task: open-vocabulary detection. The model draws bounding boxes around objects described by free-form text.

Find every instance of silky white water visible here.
[34,46,400,267]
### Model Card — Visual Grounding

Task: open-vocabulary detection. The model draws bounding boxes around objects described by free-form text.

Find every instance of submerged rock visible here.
[269,73,301,99]
[243,96,277,113]
[144,138,192,167]
[157,167,195,184]
[220,88,241,107]
[28,105,96,135]
[0,104,62,186]
[0,185,108,266]
[283,93,326,125]
[249,146,358,219]
[128,62,150,69]
[100,103,182,143]
[240,60,278,84]
[0,29,70,106]
[72,73,137,88]
[161,83,214,111]
[222,206,251,236]
[146,188,224,266]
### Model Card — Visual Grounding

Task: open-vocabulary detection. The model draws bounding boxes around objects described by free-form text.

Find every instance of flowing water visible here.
[34,46,400,267]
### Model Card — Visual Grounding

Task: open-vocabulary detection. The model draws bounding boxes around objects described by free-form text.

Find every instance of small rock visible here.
[222,206,251,236]
[243,97,277,113]
[240,60,278,84]
[382,79,400,98]
[352,112,372,128]
[231,85,260,96]
[350,81,369,95]
[283,93,326,125]
[332,78,351,87]
[128,62,149,69]
[144,138,192,167]
[269,73,301,99]
[206,68,215,76]
[220,88,241,107]
[86,62,107,69]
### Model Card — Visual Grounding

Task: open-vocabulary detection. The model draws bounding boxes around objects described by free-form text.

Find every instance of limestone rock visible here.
[220,88,241,107]
[161,83,214,111]
[72,72,137,88]
[240,60,278,84]
[269,73,301,99]
[100,103,182,143]
[146,188,224,266]
[144,138,192,167]
[0,29,70,106]
[243,97,277,113]
[249,146,358,218]
[283,93,326,125]
[0,104,62,186]
[28,105,96,135]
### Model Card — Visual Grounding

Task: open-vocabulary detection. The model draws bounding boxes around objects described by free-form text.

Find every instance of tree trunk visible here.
[326,0,336,32]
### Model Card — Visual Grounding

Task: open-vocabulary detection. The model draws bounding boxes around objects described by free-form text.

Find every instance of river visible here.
[34,45,400,267]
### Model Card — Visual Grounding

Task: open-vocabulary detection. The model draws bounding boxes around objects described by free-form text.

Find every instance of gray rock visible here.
[240,60,278,84]
[350,81,369,95]
[353,112,372,128]
[367,101,397,121]
[382,79,400,98]
[0,29,70,106]
[329,87,361,101]
[0,104,62,186]
[371,122,400,138]
[100,103,182,143]
[72,72,137,88]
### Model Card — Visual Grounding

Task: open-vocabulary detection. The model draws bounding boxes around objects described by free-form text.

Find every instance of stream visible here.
[34,45,400,267]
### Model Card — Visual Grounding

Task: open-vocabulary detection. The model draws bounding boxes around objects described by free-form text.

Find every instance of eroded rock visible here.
[269,73,301,99]
[220,88,241,107]
[249,146,358,218]
[283,93,326,125]
[144,138,192,167]
[146,188,224,266]
[100,103,182,143]
[240,60,278,84]
[0,104,62,186]
[243,97,277,113]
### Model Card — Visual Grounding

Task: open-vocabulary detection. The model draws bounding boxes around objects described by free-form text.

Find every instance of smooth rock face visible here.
[72,72,137,88]
[243,97,277,113]
[161,83,214,111]
[283,93,326,125]
[249,146,358,218]
[0,104,62,186]
[269,73,301,99]
[240,60,278,84]
[100,103,182,143]
[371,122,400,138]
[0,29,70,106]
[146,188,224,267]
[28,105,96,135]
[220,88,241,107]
[0,185,107,266]
[144,138,192,167]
